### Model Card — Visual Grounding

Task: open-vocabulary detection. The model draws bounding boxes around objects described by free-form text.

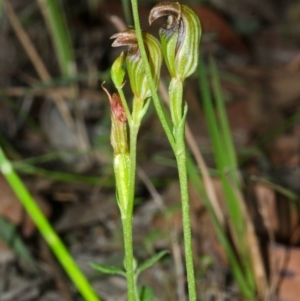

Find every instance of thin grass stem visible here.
[209,56,239,186]
[122,216,136,301]
[175,140,197,301]
[198,56,257,298]
[37,0,74,77]
[0,148,100,301]
[121,0,133,25]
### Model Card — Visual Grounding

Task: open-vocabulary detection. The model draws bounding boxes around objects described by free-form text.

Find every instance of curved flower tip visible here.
[149,2,201,80]
[102,83,128,155]
[111,30,162,100]
[102,83,127,123]
[111,30,139,55]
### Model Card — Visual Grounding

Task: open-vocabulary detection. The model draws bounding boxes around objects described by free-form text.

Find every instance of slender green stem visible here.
[0,148,100,301]
[186,155,253,298]
[130,0,176,152]
[121,0,133,25]
[131,2,196,299]
[122,216,136,301]
[171,78,197,301]
[175,138,197,301]
[121,126,138,301]
[37,0,74,77]
[121,96,145,301]
[169,78,183,128]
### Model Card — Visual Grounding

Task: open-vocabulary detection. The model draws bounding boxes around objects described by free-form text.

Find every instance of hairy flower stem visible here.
[122,216,136,301]
[122,96,145,301]
[130,0,176,152]
[176,136,196,301]
[166,33,197,298]
[130,1,197,300]
[171,86,197,301]
[106,88,136,301]
[169,78,183,131]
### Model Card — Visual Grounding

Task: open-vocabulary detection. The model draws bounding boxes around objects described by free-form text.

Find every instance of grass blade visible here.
[0,148,101,301]
[37,0,74,77]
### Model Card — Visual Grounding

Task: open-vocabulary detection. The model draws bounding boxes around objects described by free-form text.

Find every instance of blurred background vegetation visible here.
[1,0,300,300]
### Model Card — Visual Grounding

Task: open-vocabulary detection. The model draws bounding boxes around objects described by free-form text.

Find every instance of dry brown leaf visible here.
[269,244,300,301]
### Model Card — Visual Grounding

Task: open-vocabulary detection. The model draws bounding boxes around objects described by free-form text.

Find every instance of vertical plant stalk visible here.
[122,216,136,301]
[115,157,136,301]
[110,30,162,301]
[116,180,136,301]
[130,0,176,152]
[148,3,201,300]
[171,83,197,301]
[169,78,183,129]
[0,148,100,301]
[125,98,143,301]
[176,148,197,301]
[104,86,136,301]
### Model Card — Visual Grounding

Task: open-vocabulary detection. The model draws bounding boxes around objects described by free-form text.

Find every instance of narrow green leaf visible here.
[90,262,126,277]
[198,58,256,296]
[186,155,254,298]
[209,55,239,186]
[38,0,74,76]
[136,250,169,276]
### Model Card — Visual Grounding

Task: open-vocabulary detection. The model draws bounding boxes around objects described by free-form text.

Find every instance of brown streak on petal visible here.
[111,30,137,48]
[149,2,182,25]
[111,94,127,123]
[101,83,127,123]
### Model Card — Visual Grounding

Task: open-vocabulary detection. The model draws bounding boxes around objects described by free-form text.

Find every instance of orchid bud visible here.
[149,2,201,80]
[111,29,162,100]
[111,51,126,89]
[102,84,130,217]
[102,84,128,155]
